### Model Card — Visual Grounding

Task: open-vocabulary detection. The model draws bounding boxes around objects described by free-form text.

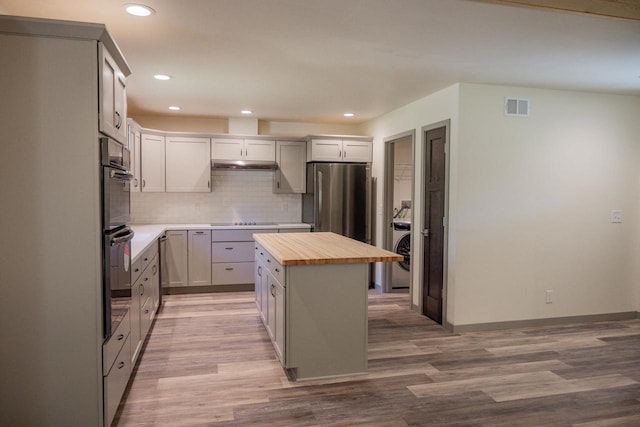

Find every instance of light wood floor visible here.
[115,291,640,426]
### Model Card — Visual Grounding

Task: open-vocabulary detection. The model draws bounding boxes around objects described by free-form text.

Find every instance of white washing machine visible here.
[392,220,411,288]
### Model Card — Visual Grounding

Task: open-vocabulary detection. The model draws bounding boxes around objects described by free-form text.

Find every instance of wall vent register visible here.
[504,97,530,117]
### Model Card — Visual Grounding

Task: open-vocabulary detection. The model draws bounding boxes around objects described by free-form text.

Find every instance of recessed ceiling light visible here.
[168,106,181,111]
[240,110,253,115]
[125,4,155,17]
[343,112,355,117]
[154,74,172,81]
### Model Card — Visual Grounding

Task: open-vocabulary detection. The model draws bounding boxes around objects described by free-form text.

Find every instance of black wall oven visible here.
[101,137,134,339]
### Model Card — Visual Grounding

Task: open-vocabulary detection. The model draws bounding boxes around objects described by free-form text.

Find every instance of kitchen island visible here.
[253,232,402,380]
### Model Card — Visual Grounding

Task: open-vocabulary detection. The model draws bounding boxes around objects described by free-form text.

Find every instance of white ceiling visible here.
[1,0,639,124]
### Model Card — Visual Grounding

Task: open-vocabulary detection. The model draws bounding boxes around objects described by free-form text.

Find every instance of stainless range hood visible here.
[211,159,278,170]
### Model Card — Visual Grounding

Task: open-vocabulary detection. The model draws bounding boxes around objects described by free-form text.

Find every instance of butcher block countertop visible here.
[253,232,403,266]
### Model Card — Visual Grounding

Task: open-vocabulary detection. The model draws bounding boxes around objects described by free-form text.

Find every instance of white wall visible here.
[365,82,640,326]
[363,84,461,308]
[452,83,640,325]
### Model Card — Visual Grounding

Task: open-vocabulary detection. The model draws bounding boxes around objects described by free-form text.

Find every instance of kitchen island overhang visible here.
[253,232,402,380]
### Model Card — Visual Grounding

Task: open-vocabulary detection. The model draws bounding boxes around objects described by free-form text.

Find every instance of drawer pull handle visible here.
[144,257,149,262]
[152,265,157,275]
[134,268,140,273]
[117,361,125,369]
[260,252,263,256]
[144,277,149,282]
[195,231,204,234]
[144,309,149,314]
[117,334,124,341]
[267,259,271,263]
[275,268,280,273]
[225,267,234,271]
[225,247,233,250]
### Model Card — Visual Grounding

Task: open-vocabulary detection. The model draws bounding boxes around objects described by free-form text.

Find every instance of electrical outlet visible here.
[611,210,623,223]
[545,290,553,304]
[401,200,412,209]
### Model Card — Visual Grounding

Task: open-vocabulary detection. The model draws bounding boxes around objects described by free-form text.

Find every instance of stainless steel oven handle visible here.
[110,169,134,182]
[110,227,134,246]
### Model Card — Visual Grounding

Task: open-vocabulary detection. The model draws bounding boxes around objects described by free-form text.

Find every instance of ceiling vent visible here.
[504,97,530,117]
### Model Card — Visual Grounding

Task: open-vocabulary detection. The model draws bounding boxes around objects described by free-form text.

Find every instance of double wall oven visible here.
[101,137,134,339]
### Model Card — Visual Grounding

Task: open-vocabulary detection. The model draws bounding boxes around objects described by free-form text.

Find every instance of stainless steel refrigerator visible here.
[302,162,371,243]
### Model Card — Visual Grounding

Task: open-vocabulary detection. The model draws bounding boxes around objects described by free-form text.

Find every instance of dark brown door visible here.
[422,126,446,323]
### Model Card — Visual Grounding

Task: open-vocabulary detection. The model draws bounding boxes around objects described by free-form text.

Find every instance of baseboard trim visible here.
[163,284,254,295]
[449,311,638,333]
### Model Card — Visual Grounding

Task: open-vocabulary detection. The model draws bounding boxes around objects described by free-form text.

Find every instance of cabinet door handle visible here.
[115,111,121,129]
[117,361,125,369]
[277,181,280,189]
[271,283,275,297]
[142,179,146,188]
[258,266,262,276]
[152,265,157,275]
[208,180,210,189]
[339,149,342,158]
[240,148,243,156]
[144,309,149,314]
[225,267,234,271]
[133,178,139,188]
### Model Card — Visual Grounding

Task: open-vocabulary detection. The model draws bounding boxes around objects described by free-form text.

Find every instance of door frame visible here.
[417,120,451,324]
[382,130,415,297]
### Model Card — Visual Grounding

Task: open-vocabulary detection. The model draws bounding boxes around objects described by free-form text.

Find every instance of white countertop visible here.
[129,223,311,263]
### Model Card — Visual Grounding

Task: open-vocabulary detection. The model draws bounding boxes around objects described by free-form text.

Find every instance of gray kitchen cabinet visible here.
[254,253,268,323]
[141,133,166,192]
[212,137,275,161]
[165,137,211,192]
[166,230,188,287]
[274,141,306,194]
[188,230,212,286]
[211,228,276,285]
[99,44,127,144]
[307,137,372,163]
[130,242,159,363]
[128,119,142,192]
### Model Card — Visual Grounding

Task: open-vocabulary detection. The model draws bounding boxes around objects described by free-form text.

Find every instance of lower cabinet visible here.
[188,230,212,286]
[255,242,286,365]
[165,229,212,288]
[103,335,131,427]
[166,230,188,287]
[130,243,159,362]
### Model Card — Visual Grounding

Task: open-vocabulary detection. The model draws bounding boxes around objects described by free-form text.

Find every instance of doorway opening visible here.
[383,131,415,297]
[420,121,450,325]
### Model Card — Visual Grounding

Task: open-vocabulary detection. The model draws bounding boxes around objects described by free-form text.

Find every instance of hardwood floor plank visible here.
[114,291,640,427]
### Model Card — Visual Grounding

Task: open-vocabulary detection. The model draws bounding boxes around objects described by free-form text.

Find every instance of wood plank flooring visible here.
[115,291,640,426]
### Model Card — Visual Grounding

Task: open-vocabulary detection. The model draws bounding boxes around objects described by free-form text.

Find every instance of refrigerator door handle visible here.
[317,170,323,231]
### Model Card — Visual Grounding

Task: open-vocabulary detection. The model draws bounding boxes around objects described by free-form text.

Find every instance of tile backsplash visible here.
[131,170,302,224]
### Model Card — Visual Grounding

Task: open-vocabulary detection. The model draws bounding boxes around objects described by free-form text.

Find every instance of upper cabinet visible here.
[274,141,306,194]
[165,137,211,192]
[307,137,372,163]
[99,45,127,144]
[212,138,275,161]
[140,133,165,192]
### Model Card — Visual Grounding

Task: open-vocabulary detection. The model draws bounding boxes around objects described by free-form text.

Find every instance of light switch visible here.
[611,210,623,223]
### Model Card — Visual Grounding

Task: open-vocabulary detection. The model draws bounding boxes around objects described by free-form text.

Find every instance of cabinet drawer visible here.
[212,262,254,285]
[265,255,285,285]
[255,242,267,262]
[103,309,130,375]
[212,241,255,263]
[212,228,276,242]
[132,243,158,283]
[104,335,131,427]
[131,257,143,284]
